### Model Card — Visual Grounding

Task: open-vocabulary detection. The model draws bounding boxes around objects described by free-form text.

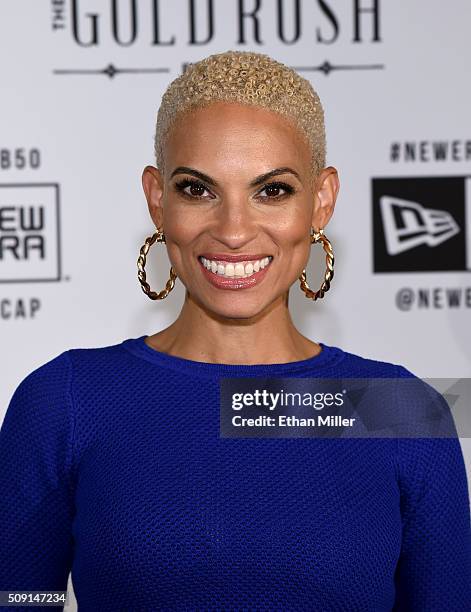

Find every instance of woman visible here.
[0,50,470,611]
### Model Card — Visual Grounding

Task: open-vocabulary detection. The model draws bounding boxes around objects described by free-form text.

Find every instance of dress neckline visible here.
[120,335,346,378]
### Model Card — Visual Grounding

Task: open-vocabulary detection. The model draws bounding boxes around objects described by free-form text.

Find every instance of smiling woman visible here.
[0,50,470,611]
[139,51,339,354]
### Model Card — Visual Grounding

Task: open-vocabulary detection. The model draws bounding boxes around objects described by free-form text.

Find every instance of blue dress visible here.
[0,336,470,611]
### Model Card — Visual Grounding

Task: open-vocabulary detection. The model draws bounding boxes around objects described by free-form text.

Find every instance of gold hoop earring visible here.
[298,228,334,300]
[137,228,177,300]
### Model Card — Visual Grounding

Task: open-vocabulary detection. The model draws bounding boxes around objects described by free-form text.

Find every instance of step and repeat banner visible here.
[1,0,470,482]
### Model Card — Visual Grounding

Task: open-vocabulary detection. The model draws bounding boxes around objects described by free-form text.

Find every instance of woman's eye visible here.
[258,182,294,200]
[174,179,212,200]
[174,179,295,201]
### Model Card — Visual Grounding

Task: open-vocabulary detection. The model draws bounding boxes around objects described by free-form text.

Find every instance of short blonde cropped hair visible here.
[154,50,326,179]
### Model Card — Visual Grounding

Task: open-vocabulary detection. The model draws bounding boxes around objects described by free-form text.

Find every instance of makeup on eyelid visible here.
[173,178,295,200]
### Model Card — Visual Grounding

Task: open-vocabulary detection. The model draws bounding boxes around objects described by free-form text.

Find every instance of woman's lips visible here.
[198,257,273,290]
[199,252,271,262]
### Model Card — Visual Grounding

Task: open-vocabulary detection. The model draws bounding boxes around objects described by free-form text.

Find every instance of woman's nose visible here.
[208,196,259,246]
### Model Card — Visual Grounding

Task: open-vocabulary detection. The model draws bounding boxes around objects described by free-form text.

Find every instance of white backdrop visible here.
[1,2,470,603]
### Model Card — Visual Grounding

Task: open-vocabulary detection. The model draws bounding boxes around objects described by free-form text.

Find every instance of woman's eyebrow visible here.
[249,167,301,187]
[170,167,217,186]
[170,166,301,188]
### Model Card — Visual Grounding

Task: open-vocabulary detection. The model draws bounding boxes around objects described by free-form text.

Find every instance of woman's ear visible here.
[142,165,165,229]
[311,166,340,230]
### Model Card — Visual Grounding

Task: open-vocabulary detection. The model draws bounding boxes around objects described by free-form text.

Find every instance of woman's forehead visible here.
[173,100,302,132]
[165,102,312,169]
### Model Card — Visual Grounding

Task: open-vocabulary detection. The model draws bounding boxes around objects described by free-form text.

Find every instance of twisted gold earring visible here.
[298,227,334,300]
[137,228,177,300]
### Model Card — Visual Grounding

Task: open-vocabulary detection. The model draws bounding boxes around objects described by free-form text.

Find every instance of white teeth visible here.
[200,256,273,278]
[234,263,245,276]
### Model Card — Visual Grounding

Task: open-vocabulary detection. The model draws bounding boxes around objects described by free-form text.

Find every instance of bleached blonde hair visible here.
[154,50,326,179]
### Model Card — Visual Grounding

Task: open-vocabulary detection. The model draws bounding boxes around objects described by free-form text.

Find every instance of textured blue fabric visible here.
[0,335,470,611]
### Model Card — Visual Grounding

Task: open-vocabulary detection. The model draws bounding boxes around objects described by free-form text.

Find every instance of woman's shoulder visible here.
[326,342,416,378]
[3,338,135,437]
[331,344,449,416]
[9,337,130,395]
[65,337,128,367]
[332,345,464,444]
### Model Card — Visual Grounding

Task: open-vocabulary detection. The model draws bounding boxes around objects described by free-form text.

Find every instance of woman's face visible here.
[143,100,339,319]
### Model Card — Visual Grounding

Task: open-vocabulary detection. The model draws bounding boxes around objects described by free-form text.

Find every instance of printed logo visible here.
[379,196,460,255]
[372,176,471,273]
[0,184,62,283]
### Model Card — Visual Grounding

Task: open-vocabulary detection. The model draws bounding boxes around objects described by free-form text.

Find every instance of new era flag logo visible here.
[372,176,471,273]
[379,196,460,255]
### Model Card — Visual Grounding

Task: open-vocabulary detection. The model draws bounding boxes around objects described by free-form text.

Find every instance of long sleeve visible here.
[393,434,471,610]
[0,352,75,604]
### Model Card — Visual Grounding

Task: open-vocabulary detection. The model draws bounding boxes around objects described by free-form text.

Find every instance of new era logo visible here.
[379,196,460,255]
[372,176,471,273]
[0,183,62,283]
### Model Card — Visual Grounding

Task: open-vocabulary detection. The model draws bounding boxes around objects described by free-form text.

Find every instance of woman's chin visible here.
[196,293,274,320]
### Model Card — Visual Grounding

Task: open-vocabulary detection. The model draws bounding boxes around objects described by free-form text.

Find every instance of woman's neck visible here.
[144,291,321,365]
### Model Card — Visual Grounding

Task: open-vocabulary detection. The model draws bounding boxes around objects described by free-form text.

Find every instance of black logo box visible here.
[372,176,470,273]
